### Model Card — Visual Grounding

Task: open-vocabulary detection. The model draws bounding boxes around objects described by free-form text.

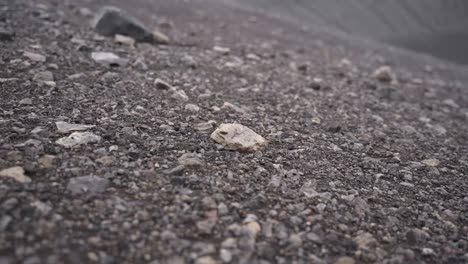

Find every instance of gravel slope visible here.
[0,0,467,264]
[222,0,468,39]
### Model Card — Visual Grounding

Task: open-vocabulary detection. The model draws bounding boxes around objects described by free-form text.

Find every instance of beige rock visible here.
[178,153,204,167]
[195,256,217,264]
[334,256,355,264]
[372,66,395,83]
[0,166,31,183]
[152,30,170,44]
[38,155,57,168]
[114,34,135,46]
[354,232,377,250]
[210,123,267,152]
[245,221,261,236]
[421,159,440,167]
[311,117,321,124]
[96,156,114,166]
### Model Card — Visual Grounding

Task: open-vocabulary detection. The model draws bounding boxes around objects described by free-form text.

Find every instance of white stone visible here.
[91,52,127,67]
[213,45,230,55]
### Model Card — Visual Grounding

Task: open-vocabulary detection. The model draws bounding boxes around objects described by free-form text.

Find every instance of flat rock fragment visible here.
[56,121,95,134]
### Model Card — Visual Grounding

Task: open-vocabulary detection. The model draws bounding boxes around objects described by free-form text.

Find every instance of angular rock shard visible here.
[210,123,267,152]
[56,121,95,134]
[94,6,169,44]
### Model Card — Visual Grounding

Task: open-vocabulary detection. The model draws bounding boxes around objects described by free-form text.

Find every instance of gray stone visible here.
[94,6,169,44]
[171,89,189,101]
[178,153,204,167]
[196,219,216,234]
[19,98,33,105]
[163,165,186,176]
[218,203,229,215]
[306,232,323,244]
[154,78,173,90]
[67,176,110,196]
[406,228,430,245]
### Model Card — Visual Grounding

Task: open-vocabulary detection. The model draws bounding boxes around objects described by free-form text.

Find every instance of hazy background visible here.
[222,0,468,65]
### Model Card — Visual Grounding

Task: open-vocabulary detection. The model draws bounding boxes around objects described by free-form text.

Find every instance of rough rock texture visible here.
[56,132,102,148]
[211,123,267,152]
[66,175,110,196]
[0,166,30,183]
[0,0,467,263]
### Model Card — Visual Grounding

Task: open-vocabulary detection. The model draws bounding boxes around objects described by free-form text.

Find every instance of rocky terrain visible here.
[0,0,467,263]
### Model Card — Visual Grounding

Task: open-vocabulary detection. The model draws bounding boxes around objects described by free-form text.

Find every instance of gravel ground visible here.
[1,0,467,263]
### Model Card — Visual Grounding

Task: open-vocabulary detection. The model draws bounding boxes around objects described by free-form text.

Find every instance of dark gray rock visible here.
[94,6,169,44]
[0,28,14,41]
